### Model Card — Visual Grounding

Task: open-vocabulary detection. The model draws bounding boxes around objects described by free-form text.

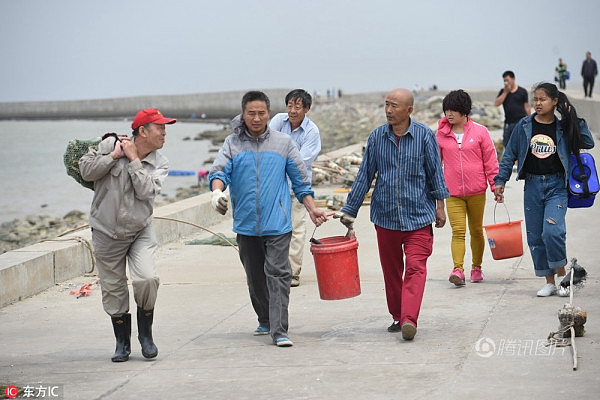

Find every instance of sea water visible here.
[0,119,222,223]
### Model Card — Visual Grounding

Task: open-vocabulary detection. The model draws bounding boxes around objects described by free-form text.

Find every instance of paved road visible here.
[1,144,600,399]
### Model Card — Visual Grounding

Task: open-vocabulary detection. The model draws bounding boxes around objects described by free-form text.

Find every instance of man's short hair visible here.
[442,89,472,116]
[285,89,312,109]
[502,70,515,79]
[242,91,270,111]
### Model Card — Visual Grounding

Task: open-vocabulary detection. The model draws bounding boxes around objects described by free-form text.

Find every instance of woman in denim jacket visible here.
[493,83,594,297]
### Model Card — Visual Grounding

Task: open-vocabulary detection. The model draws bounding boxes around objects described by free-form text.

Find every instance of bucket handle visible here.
[493,201,512,224]
[309,220,355,245]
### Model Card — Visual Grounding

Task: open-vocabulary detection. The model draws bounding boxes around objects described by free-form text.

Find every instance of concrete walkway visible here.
[2,146,600,399]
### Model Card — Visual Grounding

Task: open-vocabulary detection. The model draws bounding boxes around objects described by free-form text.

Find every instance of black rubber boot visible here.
[137,307,158,359]
[110,313,131,362]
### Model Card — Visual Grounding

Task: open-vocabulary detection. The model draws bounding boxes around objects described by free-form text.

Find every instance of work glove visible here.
[333,212,355,230]
[211,189,228,215]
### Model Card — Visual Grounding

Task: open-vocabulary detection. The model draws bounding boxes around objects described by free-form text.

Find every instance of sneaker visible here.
[253,325,270,336]
[275,337,293,347]
[401,322,417,340]
[536,283,557,297]
[387,321,401,332]
[449,268,466,286]
[291,276,300,287]
[470,267,483,283]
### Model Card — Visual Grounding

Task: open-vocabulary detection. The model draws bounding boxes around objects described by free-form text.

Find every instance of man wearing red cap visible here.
[79,108,175,362]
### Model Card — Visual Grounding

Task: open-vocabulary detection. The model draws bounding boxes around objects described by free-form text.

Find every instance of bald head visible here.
[385,88,414,134]
[387,88,414,107]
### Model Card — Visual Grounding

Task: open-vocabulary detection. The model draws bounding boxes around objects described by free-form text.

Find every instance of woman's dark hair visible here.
[533,82,583,153]
[442,89,472,116]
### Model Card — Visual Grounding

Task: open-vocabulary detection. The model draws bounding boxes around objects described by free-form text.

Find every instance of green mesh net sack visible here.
[63,133,118,190]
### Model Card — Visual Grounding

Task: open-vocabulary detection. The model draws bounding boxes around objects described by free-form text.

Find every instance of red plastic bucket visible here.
[483,203,524,260]
[310,234,360,300]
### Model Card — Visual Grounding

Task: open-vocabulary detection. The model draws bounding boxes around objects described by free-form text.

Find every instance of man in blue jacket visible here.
[209,91,328,347]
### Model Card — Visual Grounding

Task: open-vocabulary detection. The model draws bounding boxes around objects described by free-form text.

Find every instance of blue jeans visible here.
[523,173,568,277]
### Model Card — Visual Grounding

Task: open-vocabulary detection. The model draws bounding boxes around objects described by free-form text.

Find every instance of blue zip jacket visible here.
[209,115,314,236]
[494,114,594,187]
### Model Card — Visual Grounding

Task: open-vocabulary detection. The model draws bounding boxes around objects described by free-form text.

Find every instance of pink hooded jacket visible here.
[436,117,498,197]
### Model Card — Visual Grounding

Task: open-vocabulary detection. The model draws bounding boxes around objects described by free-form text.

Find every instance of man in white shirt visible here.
[269,89,321,287]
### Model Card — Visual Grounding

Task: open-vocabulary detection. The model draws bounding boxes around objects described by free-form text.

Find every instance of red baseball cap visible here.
[131,108,176,130]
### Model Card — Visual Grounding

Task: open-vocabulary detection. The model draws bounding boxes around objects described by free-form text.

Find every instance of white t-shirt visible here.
[453,132,464,147]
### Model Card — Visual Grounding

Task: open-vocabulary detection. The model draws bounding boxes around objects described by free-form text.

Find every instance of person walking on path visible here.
[555,58,568,90]
[493,83,594,297]
[79,108,176,362]
[209,91,328,347]
[334,88,449,341]
[269,89,321,288]
[581,51,598,98]
[494,70,531,148]
[436,90,499,287]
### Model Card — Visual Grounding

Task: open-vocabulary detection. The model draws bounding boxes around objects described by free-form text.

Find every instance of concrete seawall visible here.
[0,93,598,308]
[0,191,228,307]
[0,89,293,120]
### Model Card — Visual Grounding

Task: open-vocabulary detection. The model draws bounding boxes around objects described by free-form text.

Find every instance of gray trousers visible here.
[237,232,292,341]
[92,225,160,317]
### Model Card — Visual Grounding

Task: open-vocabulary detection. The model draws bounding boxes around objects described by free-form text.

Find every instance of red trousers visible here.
[375,224,433,326]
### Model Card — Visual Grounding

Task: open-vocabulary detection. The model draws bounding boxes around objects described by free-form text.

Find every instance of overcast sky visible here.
[1,0,598,102]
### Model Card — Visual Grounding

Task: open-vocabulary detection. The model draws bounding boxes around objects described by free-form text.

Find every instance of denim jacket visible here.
[494,114,595,188]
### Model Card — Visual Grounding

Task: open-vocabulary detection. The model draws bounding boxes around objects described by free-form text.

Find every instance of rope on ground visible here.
[153,216,238,252]
[41,216,236,280]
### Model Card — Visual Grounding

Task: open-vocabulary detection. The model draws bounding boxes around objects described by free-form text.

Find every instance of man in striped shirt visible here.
[335,88,449,341]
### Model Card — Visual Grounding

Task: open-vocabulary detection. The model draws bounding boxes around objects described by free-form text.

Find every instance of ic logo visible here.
[5,385,19,399]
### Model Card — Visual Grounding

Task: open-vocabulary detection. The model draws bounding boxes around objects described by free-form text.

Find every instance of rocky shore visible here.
[1,90,504,254]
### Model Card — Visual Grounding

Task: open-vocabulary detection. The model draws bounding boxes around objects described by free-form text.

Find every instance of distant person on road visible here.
[494,70,531,148]
[269,89,321,288]
[436,90,499,287]
[209,91,328,347]
[555,58,568,90]
[493,83,594,297]
[79,108,176,362]
[334,88,449,341]
[581,51,598,98]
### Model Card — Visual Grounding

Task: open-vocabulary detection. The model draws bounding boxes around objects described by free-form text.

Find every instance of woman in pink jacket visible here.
[436,90,499,286]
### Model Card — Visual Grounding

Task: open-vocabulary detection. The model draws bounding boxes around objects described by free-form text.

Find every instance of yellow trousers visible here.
[446,193,487,271]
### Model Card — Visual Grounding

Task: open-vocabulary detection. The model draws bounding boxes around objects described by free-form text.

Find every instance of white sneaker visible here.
[537,283,557,297]
[557,284,570,297]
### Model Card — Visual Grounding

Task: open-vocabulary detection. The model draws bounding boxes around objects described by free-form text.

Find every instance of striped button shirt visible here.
[341,120,449,231]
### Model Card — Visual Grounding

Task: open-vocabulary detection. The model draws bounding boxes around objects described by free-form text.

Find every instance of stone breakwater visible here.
[1,90,505,254]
